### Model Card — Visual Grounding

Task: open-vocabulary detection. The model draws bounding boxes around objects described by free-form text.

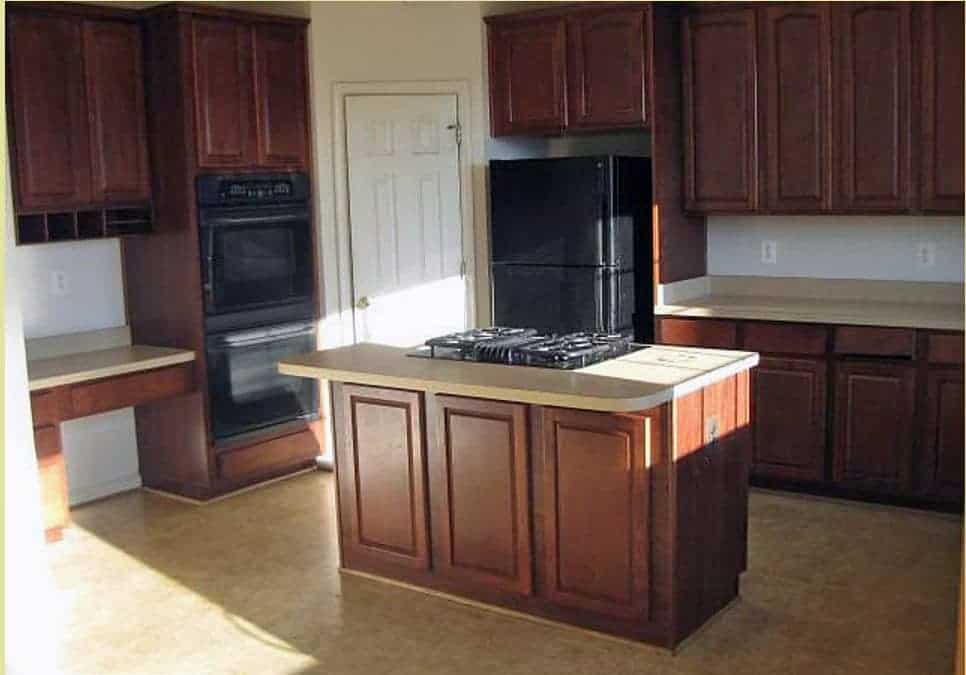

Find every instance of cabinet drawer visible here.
[742,322,827,356]
[217,429,319,483]
[30,387,69,427]
[927,333,964,365]
[70,364,193,418]
[657,318,738,349]
[833,326,916,358]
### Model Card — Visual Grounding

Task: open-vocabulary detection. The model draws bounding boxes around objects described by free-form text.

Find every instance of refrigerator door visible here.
[491,264,634,335]
[490,157,625,267]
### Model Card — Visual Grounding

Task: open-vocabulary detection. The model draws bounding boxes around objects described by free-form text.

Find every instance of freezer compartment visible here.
[491,264,634,336]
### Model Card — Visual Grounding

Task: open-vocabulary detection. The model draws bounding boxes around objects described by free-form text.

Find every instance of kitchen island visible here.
[279,342,758,649]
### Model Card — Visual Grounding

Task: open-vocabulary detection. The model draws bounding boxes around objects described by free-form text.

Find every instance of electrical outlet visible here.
[49,270,69,297]
[761,240,778,265]
[915,241,937,268]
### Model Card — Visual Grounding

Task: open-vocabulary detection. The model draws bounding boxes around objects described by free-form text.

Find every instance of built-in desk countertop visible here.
[28,345,195,391]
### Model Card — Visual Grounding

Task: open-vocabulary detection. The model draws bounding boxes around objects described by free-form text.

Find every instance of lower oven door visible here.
[206,321,319,440]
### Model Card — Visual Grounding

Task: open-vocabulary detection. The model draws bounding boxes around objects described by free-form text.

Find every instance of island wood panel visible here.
[751,357,827,482]
[427,395,532,596]
[8,11,92,210]
[919,2,964,213]
[566,6,648,130]
[682,8,758,212]
[832,361,916,492]
[538,407,649,620]
[486,15,567,136]
[758,4,831,212]
[252,22,308,168]
[671,374,747,642]
[832,2,913,212]
[923,370,964,500]
[34,425,69,542]
[191,15,256,168]
[335,385,429,571]
[649,3,706,283]
[82,19,151,203]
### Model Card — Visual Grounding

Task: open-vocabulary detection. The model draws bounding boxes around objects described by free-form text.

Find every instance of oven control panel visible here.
[196,173,311,206]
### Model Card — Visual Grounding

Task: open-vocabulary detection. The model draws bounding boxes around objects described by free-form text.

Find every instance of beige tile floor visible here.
[46,471,961,675]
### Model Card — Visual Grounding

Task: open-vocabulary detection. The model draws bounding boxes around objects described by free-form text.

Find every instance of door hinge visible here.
[446,123,462,146]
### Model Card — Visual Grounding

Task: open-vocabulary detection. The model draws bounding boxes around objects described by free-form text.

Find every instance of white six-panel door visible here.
[345,94,466,347]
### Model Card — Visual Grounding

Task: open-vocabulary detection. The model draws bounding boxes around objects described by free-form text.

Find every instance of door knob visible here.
[356,296,370,310]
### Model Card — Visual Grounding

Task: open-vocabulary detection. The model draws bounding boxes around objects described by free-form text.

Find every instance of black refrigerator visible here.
[489,156,653,341]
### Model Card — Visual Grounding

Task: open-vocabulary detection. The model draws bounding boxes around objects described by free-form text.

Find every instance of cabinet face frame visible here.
[334,384,430,571]
[427,395,533,595]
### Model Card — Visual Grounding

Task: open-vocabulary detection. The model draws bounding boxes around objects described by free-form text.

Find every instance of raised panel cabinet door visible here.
[335,385,430,571]
[832,3,913,212]
[8,12,91,210]
[427,396,532,595]
[83,20,151,204]
[923,370,964,500]
[832,361,916,492]
[253,23,308,168]
[919,2,964,213]
[751,357,827,482]
[191,16,256,168]
[682,8,758,212]
[566,7,648,130]
[759,4,831,212]
[539,407,649,620]
[487,16,567,136]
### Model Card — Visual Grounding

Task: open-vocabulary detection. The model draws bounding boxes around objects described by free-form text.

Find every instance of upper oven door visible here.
[200,205,314,316]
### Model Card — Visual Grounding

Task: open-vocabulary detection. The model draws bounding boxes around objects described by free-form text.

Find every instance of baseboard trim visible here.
[69,473,142,506]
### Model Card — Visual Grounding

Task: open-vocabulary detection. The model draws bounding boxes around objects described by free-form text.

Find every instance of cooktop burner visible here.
[414,327,641,370]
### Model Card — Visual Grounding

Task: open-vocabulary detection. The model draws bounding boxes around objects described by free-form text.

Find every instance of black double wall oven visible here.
[198,173,319,441]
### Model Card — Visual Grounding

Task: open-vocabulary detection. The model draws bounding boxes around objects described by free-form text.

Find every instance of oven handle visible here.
[204,212,309,227]
[210,324,317,348]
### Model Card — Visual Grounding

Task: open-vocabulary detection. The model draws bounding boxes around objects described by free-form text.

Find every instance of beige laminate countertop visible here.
[278,343,759,413]
[28,345,196,391]
[656,295,964,331]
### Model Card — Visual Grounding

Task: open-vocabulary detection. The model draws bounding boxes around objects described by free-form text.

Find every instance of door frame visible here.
[331,80,477,345]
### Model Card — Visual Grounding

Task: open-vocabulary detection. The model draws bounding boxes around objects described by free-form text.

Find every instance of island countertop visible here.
[278,342,759,412]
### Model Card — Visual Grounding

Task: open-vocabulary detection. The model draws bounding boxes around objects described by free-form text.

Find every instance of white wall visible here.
[11,239,140,505]
[707,215,965,283]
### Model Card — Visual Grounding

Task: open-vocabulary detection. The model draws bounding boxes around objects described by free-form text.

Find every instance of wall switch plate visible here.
[915,241,937,268]
[761,240,778,265]
[50,270,69,296]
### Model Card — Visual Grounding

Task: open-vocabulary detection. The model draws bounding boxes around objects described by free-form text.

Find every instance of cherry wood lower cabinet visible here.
[751,357,827,482]
[922,370,965,500]
[330,378,751,648]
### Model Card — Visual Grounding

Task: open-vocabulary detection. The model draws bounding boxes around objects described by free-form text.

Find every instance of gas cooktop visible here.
[410,327,642,370]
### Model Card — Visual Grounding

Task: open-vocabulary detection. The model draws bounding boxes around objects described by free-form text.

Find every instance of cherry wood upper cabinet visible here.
[427,396,532,596]
[487,15,567,136]
[832,2,913,212]
[191,17,256,169]
[566,7,648,130]
[83,20,151,203]
[919,2,964,213]
[682,8,758,212]
[758,4,831,212]
[537,407,650,620]
[832,361,916,492]
[751,357,827,482]
[8,12,92,210]
[253,22,309,169]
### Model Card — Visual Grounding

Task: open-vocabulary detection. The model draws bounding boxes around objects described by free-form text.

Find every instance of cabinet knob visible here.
[356,296,370,310]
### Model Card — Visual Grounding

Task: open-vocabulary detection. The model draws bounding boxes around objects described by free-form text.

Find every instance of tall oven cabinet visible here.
[124,5,319,500]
